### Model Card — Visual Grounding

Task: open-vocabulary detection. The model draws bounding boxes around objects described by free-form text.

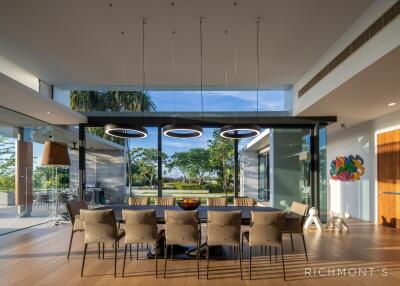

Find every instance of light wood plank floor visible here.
[1,219,400,286]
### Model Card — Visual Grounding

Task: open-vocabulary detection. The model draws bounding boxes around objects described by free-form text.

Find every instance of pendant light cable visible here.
[256,16,260,122]
[200,17,205,121]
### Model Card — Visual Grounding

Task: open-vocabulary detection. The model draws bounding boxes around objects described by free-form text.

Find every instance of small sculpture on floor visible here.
[303,207,323,231]
[327,210,351,232]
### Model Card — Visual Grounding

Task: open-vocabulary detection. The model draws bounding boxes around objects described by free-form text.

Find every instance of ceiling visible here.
[0,0,372,90]
[299,46,400,133]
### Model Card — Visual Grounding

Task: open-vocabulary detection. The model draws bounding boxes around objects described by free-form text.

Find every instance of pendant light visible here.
[219,3,261,139]
[104,6,147,139]
[163,3,203,138]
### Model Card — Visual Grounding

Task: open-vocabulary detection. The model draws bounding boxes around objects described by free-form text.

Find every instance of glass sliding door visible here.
[270,129,312,211]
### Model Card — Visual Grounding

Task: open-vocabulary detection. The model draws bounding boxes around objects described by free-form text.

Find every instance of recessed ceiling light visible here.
[46,111,51,114]
[388,102,396,107]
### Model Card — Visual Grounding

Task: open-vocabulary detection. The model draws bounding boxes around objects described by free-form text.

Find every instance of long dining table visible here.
[98,204,285,225]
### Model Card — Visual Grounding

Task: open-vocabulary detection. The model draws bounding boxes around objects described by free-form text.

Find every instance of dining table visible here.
[96,204,293,259]
[97,204,285,225]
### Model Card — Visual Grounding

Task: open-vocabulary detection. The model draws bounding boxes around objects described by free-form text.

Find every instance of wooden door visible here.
[377,129,400,228]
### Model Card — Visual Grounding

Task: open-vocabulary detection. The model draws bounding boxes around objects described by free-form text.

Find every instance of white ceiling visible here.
[0,0,372,90]
[299,46,400,133]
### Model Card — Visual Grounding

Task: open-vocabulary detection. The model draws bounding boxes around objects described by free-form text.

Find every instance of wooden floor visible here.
[1,220,400,286]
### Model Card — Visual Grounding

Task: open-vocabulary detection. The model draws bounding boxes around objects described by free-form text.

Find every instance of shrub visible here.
[175,182,207,190]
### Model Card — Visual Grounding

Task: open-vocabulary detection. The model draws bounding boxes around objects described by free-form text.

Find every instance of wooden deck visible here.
[1,219,400,286]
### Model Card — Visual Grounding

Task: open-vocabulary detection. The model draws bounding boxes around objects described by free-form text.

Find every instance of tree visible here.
[168,148,212,185]
[0,135,15,177]
[208,129,235,195]
[129,148,167,186]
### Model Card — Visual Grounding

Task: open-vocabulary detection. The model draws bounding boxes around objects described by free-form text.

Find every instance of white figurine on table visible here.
[303,207,323,231]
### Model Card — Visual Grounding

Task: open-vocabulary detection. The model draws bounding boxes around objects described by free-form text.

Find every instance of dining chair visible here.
[234,197,256,207]
[206,211,243,279]
[80,209,125,277]
[283,201,309,261]
[243,211,286,280]
[155,197,175,206]
[207,197,227,206]
[128,196,150,205]
[122,210,159,277]
[65,200,88,259]
[164,210,200,278]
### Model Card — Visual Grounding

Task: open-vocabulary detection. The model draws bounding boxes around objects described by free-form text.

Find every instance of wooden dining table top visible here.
[97,204,293,224]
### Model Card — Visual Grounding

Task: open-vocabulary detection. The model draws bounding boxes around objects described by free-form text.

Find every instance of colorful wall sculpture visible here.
[330,155,365,182]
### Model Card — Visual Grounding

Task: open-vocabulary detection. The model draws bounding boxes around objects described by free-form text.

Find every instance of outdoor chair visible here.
[155,197,175,206]
[128,196,150,205]
[234,197,256,207]
[207,197,227,206]
[65,200,88,259]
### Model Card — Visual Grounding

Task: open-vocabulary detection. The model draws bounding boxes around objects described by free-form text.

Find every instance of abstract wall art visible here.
[330,155,365,182]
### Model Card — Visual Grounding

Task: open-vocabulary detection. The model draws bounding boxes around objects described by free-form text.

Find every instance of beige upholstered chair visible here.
[164,210,200,278]
[122,210,158,277]
[155,197,175,206]
[234,197,256,207]
[128,196,150,205]
[80,209,125,277]
[65,200,88,259]
[207,197,227,206]
[243,211,286,280]
[206,211,243,279]
[283,201,309,261]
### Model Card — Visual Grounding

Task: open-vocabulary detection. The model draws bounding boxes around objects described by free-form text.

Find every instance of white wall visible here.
[327,109,400,222]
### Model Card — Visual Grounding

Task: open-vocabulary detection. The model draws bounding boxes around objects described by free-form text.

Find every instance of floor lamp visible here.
[41,141,70,225]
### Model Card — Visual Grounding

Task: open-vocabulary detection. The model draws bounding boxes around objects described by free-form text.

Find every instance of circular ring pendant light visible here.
[105,124,148,138]
[219,3,261,140]
[162,4,203,138]
[220,124,261,139]
[104,12,148,139]
[163,124,203,138]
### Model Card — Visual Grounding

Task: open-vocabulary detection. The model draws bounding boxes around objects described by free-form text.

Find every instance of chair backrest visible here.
[128,196,150,206]
[80,209,118,243]
[155,197,175,206]
[234,197,256,207]
[249,211,286,247]
[65,200,88,225]
[290,201,309,216]
[207,197,227,206]
[164,210,199,245]
[207,211,242,246]
[122,209,158,244]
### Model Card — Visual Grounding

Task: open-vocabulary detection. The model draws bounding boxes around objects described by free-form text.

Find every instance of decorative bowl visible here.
[177,199,200,211]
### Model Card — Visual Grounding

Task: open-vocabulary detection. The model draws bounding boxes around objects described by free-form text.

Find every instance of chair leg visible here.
[114,241,118,277]
[239,243,243,280]
[249,245,252,280]
[206,244,210,280]
[281,244,286,280]
[80,243,87,277]
[301,234,309,262]
[163,242,167,278]
[170,244,173,260]
[137,243,139,260]
[122,244,127,277]
[155,241,158,278]
[67,230,74,259]
[130,244,132,260]
[290,233,294,251]
[98,243,100,259]
[102,243,105,259]
[196,241,200,279]
[269,246,272,263]
[275,247,278,262]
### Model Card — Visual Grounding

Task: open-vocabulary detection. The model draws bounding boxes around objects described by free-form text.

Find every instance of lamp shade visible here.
[41,141,70,166]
